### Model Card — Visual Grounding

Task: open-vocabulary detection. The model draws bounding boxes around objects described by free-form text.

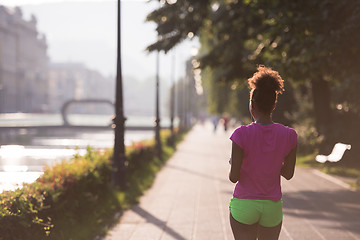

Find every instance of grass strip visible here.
[296,152,360,190]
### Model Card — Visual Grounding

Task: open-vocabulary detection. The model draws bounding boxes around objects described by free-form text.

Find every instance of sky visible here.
[0,0,199,81]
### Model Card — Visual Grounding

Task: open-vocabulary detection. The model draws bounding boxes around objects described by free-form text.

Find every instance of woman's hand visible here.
[281,145,297,180]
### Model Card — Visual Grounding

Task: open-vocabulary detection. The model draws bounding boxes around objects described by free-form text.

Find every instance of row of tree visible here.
[146,0,360,162]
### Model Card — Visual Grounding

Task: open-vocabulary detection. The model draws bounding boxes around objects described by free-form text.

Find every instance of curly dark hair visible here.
[248,65,285,114]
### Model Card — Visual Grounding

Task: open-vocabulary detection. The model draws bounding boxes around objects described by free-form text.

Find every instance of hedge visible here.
[0,129,186,240]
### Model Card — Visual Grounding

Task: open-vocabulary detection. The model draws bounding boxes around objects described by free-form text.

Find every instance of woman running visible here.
[228,65,297,240]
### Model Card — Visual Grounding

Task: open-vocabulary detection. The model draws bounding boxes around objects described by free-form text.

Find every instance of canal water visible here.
[0,113,174,192]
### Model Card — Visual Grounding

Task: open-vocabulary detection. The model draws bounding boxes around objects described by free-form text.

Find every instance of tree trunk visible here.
[311,77,332,140]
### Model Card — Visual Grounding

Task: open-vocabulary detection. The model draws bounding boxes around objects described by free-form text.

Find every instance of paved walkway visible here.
[104,123,360,240]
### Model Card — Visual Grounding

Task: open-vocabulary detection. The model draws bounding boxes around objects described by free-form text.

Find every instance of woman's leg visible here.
[256,200,283,240]
[257,221,282,240]
[230,212,258,240]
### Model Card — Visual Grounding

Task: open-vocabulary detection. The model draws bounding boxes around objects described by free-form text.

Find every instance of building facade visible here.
[48,62,115,114]
[0,5,116,115]
[0,6,49,113]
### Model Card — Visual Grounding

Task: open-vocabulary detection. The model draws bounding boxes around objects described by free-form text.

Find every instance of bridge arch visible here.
[61,99,114,126]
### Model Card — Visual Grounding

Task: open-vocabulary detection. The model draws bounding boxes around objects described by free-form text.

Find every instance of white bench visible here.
[316,143,352,163]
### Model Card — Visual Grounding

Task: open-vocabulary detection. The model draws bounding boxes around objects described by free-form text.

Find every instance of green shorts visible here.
[230,197,283,227]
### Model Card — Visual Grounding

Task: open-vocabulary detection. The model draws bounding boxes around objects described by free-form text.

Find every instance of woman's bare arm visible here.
[281,146,297,180]
[229,141,244,183]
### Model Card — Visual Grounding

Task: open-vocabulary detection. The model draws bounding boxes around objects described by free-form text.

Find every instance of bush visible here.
[0,147,114,240]
[0,129,185,240]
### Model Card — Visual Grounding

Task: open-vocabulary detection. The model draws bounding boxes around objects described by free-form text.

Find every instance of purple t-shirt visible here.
[230,122,297,201]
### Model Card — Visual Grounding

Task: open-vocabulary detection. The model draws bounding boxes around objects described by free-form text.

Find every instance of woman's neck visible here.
[254,114,273,125]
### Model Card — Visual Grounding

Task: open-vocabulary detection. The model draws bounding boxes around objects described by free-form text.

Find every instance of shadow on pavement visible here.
[132,205,187,240]
[283,189,360,235]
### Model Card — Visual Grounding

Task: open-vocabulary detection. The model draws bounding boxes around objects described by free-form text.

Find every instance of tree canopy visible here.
[147,0,360,79]
[147,0,360,153]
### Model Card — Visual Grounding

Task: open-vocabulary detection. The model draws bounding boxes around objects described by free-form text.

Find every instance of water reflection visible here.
[0,130,154,192]
[0,145,87,192]
[0,132,155,193]
[0,172,43,193]
[0,114,168,192]
[31,131,154,148]
[0,145,87,169]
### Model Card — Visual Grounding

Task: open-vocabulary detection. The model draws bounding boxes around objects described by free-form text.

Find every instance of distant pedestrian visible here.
[228,65,297,240]
[211,115,219,133]
[223,113,229,132]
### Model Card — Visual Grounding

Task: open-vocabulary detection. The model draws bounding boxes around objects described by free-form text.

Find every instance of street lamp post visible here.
[112,0,127,188]
[155,52,162,160]
[183,75,188,130]
[169,52,175,145]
